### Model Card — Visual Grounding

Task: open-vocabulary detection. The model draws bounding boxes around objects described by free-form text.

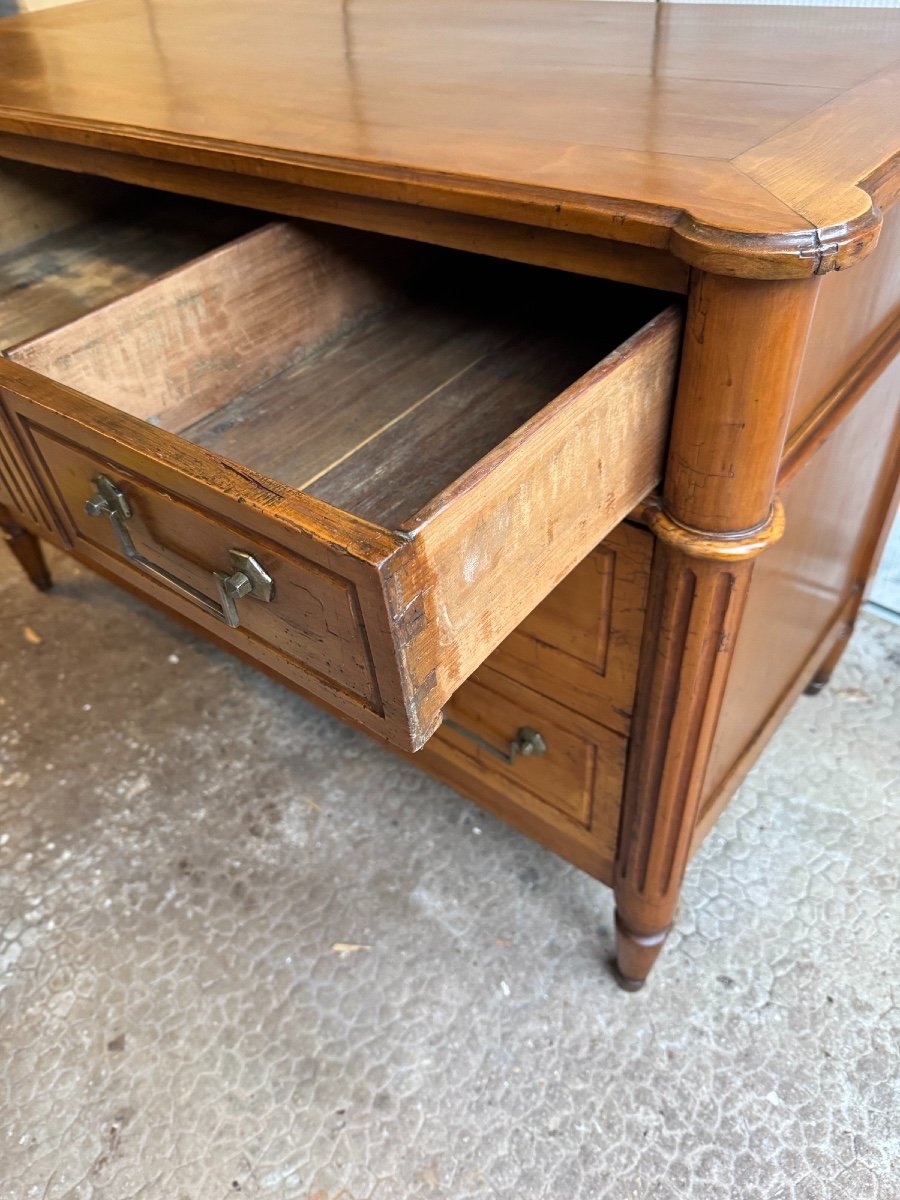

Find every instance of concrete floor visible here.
[1,547,898,1200]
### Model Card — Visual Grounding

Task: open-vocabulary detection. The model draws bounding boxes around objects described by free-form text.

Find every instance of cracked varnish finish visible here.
[1,547,898,1199]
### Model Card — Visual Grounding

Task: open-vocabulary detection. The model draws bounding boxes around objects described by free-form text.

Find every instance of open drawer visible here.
[0,207,680,750]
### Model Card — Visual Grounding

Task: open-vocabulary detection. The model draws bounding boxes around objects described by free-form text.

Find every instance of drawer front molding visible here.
[487,522,652,735]
[0,399,57,536]
[5,399,407,730]
[421,666,627,883]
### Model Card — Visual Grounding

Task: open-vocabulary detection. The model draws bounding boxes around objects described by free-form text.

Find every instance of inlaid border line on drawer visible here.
[20,419,387,718]
[442,678,599,833]
[440,727,600,834]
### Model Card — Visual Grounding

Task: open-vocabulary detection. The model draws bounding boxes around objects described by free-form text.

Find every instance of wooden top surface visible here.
[0,0,898,277]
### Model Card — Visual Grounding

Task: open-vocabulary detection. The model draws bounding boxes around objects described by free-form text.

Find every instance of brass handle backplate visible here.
[85,473,274,629]
[443,718,547,765]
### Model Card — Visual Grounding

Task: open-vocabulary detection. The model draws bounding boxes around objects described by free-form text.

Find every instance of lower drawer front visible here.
[420,666,627,883]
[487,521,652,735]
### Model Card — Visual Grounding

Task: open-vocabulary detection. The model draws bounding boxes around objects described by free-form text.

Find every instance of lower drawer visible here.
[29,431,386,711]
[487,520,652,735]
[419,666,627,883]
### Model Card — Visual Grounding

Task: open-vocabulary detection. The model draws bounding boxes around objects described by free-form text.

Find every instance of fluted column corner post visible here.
[612,271,820,990]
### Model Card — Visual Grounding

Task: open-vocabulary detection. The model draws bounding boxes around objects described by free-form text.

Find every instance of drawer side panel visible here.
[399,306,680,731]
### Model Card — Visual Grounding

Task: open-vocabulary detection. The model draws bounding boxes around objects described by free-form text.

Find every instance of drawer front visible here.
[487,521,652,735]
[0,399,57,536]
[10,413,408,724]
[420,666,627,882]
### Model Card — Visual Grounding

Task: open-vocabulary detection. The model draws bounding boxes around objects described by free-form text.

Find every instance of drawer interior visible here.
[0,161,260,349]
[7,207,673,530]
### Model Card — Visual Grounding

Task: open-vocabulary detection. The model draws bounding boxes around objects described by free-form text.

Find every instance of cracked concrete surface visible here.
[0,547,898,1200]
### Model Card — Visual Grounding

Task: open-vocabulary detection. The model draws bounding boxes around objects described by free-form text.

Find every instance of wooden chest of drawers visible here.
[1,0,898,990]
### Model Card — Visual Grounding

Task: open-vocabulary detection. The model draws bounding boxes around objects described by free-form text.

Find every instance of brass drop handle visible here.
[443,719,547,765]
[85,474,274,629]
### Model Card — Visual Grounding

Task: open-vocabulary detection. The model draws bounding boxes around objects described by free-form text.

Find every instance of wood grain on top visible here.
[0,0,897,276]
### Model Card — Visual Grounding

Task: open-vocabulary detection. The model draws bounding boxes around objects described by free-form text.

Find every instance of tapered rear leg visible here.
[0,506,52,591]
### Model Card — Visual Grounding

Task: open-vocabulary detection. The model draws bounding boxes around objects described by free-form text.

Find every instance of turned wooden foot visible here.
[1,511,52,591]
[612,910,671,991]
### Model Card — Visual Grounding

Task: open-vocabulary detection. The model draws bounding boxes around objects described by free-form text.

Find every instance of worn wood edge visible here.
[389,308,681,741]
[373,537,444,751]
[405,307,683,532]
[0,122,880,283]
[690,597,856,853]
[0,358,403,563]
[669,202,882,279]
[779,306,900,488]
